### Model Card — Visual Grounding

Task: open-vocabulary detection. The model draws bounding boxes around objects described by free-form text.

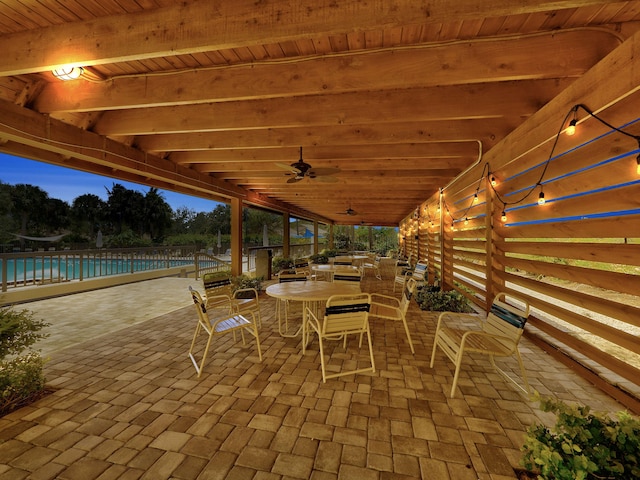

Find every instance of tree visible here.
[171,207,197,234]
[144,188,173,240]
[43,198,70,232]
[105,183,145,235]
[71,194,107,237]
[9,184,49,243]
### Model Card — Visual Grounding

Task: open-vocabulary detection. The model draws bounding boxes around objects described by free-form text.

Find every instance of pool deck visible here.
[0,274,629,479]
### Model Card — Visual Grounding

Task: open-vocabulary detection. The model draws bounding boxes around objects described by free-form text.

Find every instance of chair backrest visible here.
[323,293,371,335]
[412,262,428,281]
[333,256,352,265]
[278,269,308,282]
[484,292,530,350]
[189,286,209,324]
[294,258,310,268]
[202,271,233,309]
[332,268,362,283]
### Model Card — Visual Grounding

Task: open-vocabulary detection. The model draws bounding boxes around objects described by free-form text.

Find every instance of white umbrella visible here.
[217,230,222,254]
[96,230,103,249]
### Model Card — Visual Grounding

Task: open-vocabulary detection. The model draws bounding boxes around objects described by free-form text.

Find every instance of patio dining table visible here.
[265,281,361,344]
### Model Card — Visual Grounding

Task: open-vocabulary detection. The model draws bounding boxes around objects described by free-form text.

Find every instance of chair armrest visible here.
[233,287,258,300]
[371,293,401,307]
[458,329,517,349]
[435,311,482,331]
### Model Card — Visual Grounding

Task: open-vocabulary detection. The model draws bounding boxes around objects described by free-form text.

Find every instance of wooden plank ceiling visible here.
[0,0,639,226]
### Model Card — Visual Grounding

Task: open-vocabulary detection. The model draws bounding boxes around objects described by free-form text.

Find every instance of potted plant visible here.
[519,394,640,479]
[415,288,474,313]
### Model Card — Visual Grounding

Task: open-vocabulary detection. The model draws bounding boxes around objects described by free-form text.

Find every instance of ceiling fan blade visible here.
[286,176,303,183]
[275,162,301,174]
[315,175,339,183]
[308,167,340,176]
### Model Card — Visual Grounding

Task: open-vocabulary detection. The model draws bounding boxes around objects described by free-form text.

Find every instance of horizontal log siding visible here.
[402,82,640,408]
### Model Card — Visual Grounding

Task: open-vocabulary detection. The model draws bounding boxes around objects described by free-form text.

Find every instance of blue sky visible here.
[0,153,223,213]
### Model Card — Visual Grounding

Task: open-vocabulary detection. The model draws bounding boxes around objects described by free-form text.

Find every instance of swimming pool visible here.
[2,255,195,284]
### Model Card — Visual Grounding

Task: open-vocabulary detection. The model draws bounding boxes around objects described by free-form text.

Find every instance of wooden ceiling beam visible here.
[34,30,615,113]
[195,160,473,173]
[90,80,570,136]
[135,120,513,152]
[171,143,480,164]
[0,0,616,76]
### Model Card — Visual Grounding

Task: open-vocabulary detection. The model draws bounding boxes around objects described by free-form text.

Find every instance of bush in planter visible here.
[272,256,294,274]
[231,274,263,297]
[415,288,474,313]
[520,394,640,479]
[309,253,329,264]
[0,307,50,416]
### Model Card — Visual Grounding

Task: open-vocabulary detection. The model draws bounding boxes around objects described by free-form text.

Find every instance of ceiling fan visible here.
[338,207,358,216]
[276,147,340,183]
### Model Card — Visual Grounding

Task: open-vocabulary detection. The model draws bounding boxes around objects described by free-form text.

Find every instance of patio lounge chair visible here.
[202,271,262,328]
[188,286,262,377]
[430,291,531,398]
[370,277,417,353]
[304,293,375,382]
[394,260,427,293]
[362,255,382,280]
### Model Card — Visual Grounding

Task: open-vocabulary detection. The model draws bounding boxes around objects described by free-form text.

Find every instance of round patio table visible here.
[266,281,361,345]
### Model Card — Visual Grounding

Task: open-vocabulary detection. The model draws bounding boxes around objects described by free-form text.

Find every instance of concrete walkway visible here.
[0,274,628,479]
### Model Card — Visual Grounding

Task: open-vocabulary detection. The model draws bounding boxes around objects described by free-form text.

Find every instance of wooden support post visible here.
[230,197,242,276]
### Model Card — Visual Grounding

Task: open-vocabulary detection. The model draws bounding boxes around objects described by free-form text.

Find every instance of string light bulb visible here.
[501,211,507,223]
[490,176,497,187]
[538,191,546,206]
[464,217,469,225]
[566,118,577,136]
[472,193,479,204]
[636,154,640,175]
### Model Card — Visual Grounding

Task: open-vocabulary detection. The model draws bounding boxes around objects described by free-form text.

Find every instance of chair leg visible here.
[450,355,463,398]
[365,326,376,373]
[318,334,327,383]
[400,314,415,354]
[188,322,214,378]
[248,313,263,361]
[429,333,440,368]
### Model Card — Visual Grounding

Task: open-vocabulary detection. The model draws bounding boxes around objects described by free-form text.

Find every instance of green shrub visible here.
[232,274,263,296]
[415,289,474,313]
[0,307,50,358]
[272,256,294,274]
[309,253,329,264]
[0,307,50,416]
[0,352,46,414]
[521,395,640,479]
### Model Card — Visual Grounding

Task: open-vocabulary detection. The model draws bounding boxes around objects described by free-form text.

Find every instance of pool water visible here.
[3,257,194,282]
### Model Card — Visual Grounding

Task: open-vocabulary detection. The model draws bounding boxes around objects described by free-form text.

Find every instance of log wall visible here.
[399,30,640,411]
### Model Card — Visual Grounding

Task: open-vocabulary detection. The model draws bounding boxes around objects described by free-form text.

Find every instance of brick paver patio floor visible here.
[0,273,627,479]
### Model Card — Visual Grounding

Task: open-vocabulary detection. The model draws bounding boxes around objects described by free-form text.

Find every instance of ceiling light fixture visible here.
[52,66,84,81]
